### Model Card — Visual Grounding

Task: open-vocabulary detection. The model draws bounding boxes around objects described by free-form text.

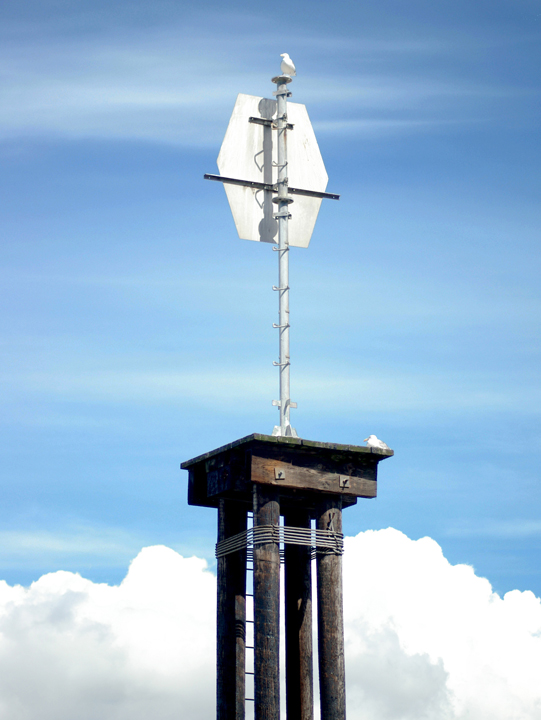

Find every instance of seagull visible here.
[280,53,296,77]
[364,435,390,450]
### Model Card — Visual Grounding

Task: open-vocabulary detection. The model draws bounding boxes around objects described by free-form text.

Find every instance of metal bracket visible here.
[273,212,292,219]
[271,75,293,84]
[339,475,350,489]
[272,196,294,205]
[272,400,297,408]
[249,117,294,131]
[273,360,290,367]
[272,285,289,291]
[272,322,290,328]
[327,511,336,532]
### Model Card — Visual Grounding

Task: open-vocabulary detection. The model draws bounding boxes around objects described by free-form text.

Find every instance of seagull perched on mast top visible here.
[280,53,296,76]
[365,435,391,450]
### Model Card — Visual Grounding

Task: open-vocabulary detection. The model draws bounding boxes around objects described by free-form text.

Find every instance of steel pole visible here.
[274,76,292,436]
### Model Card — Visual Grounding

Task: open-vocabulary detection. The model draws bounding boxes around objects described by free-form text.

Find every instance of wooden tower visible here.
[182,432,393,720]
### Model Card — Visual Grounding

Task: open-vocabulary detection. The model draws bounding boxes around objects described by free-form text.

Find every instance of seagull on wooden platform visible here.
[365,435,390,450]
[280,53,296,77]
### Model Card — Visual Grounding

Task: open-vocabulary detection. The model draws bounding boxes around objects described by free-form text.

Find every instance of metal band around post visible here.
[215,524,344,559]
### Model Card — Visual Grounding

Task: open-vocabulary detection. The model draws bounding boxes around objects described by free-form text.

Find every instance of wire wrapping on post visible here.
[215,523,344,559]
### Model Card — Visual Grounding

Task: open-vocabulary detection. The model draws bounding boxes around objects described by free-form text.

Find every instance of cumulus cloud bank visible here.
[343,530,541,720]
[0,531,540,720]
[0,547,216,720]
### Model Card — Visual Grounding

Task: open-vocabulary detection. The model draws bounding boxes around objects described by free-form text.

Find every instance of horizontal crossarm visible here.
[204,173,340,201]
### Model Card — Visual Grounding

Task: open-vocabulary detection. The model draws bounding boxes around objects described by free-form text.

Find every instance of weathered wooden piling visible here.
[284,509,313,720]
[217,499,247,720]
[253,486,281,720]
[316,497,345,720]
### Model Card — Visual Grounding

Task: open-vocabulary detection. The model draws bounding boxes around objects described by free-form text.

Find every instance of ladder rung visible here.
[245,698,254,702]
[245,671,254,675]
[246,645,254,649]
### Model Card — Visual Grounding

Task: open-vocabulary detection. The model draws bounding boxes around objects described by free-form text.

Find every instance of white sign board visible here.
[217,94,328,249]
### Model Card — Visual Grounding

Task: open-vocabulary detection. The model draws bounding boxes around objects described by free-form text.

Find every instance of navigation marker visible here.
[205,68,339,437]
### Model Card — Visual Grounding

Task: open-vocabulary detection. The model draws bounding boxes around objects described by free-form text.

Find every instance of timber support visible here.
[317,497,345,720]
[284,509,313,720]
[217,499,247,720]
[182,433,393,720]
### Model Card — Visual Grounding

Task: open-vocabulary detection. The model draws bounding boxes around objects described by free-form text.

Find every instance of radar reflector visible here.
[215,93,330,249]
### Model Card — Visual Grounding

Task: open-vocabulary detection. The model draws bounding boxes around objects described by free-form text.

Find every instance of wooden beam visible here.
[251,456,376,498]
[284,510,313,720]
[253,486,281,720]
[316,497,346,720]
[217,500,247,720]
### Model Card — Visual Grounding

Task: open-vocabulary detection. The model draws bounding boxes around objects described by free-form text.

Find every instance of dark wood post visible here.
[284,509,313,720]
[217,499,247,720]
[316,497,346,720]
[253,485,281,720]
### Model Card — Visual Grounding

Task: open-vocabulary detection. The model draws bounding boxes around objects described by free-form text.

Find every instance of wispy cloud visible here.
[0,526,213,573]
[0,16,527,146]
[0,527,134,555]
[2,366,539,415]
[313,118,469,137]
[446,520,541,539]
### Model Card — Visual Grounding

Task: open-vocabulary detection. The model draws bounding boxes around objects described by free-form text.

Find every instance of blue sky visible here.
[1,0,540,599]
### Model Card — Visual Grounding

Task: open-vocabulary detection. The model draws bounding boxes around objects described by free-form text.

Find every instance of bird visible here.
[364,435,390,450]
[280,53,296,77]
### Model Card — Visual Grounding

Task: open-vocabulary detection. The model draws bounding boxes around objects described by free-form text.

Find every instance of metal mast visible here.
[205,59,339,437]
[272,74,297,438]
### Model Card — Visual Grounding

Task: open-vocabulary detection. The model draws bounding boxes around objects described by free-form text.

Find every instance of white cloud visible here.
[343,530,541,719]
[0,547,216,720]
[0,532,540,719]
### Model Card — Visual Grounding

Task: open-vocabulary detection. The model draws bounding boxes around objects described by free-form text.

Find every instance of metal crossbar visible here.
[215,524,343,558]
[204,173,340,201]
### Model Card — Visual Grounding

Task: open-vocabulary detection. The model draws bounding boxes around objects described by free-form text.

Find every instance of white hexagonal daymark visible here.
[217,93,329,249]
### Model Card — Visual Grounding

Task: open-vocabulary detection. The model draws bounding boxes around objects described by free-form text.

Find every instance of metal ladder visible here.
[245,511,255,718]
